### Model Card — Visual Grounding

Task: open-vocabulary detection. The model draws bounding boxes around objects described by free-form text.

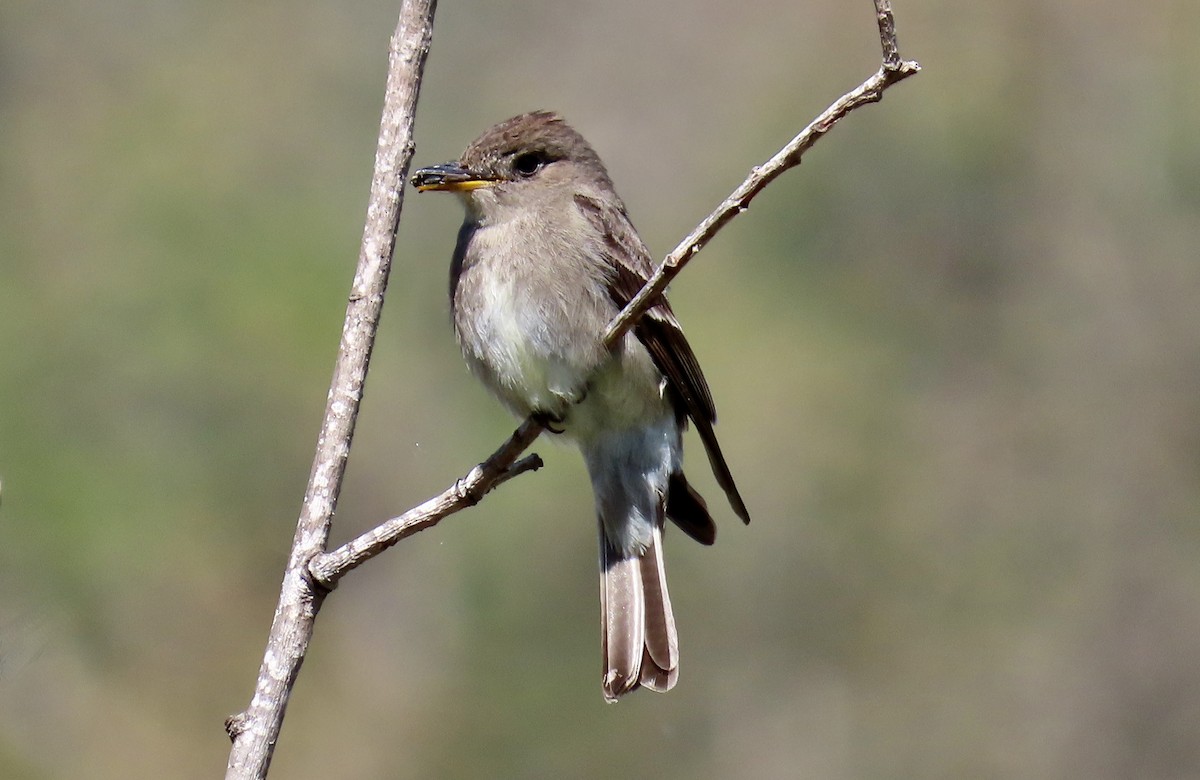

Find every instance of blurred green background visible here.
[3,1,1198,777]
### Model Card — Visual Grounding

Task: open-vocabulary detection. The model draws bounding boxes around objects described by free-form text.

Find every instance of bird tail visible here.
[584,419,688,701]
[599,522,678,701]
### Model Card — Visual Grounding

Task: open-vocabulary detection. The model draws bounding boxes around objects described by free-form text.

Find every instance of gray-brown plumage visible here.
[412,111,749,700]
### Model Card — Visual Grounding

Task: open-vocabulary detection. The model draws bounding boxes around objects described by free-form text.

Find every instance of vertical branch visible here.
[223,1,438,777]
[875,0,904,69]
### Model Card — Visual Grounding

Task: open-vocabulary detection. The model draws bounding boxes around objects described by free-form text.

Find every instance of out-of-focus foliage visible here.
[2,1,1198,777]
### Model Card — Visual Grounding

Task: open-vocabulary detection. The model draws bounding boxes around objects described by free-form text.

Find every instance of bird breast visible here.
[452,216,666,439]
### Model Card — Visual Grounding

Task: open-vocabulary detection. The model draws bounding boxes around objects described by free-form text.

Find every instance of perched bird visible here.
[412,111,749,701]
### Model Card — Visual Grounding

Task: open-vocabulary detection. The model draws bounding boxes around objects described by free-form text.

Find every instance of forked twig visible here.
[309,0,919,588]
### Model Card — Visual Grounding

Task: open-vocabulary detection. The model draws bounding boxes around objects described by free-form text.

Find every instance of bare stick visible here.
[308,0,919,588]
[310,422,544,582]
[223,2,437,777]
[602,0,919,348]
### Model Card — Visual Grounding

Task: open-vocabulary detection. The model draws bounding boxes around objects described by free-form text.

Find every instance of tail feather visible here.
[600,539,645,701]
[600,525,679,701]
[638,526,678,690]
[586,418,687,702]
[638,647,678,693]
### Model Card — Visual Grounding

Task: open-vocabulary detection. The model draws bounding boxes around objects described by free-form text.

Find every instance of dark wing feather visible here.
[575,194,750,524]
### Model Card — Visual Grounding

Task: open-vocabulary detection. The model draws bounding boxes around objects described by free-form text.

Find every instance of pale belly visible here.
[455,268,668,442]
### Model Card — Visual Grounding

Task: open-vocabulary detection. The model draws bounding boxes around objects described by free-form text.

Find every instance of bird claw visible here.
[532,409,567,434]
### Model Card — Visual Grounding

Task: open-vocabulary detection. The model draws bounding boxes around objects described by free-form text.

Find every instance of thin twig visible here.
[602,0,919,349]
[223,2,437,778]
[310,423,544,583]
[308,0,920,588]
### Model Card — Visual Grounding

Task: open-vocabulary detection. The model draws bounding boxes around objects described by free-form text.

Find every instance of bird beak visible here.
[411,162,494,192]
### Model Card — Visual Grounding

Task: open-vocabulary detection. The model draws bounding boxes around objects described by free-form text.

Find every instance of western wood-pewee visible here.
[412,111,749,701]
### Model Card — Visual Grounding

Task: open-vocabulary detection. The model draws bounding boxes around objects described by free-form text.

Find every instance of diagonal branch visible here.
[602,0,919,349]
[309,422,545,583]
[308,0,920,589]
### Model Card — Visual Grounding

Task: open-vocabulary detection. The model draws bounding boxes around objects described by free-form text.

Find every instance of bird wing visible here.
[574,193,750,524]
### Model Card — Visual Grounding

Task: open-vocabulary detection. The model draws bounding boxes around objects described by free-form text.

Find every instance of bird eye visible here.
[512,152,546,178]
